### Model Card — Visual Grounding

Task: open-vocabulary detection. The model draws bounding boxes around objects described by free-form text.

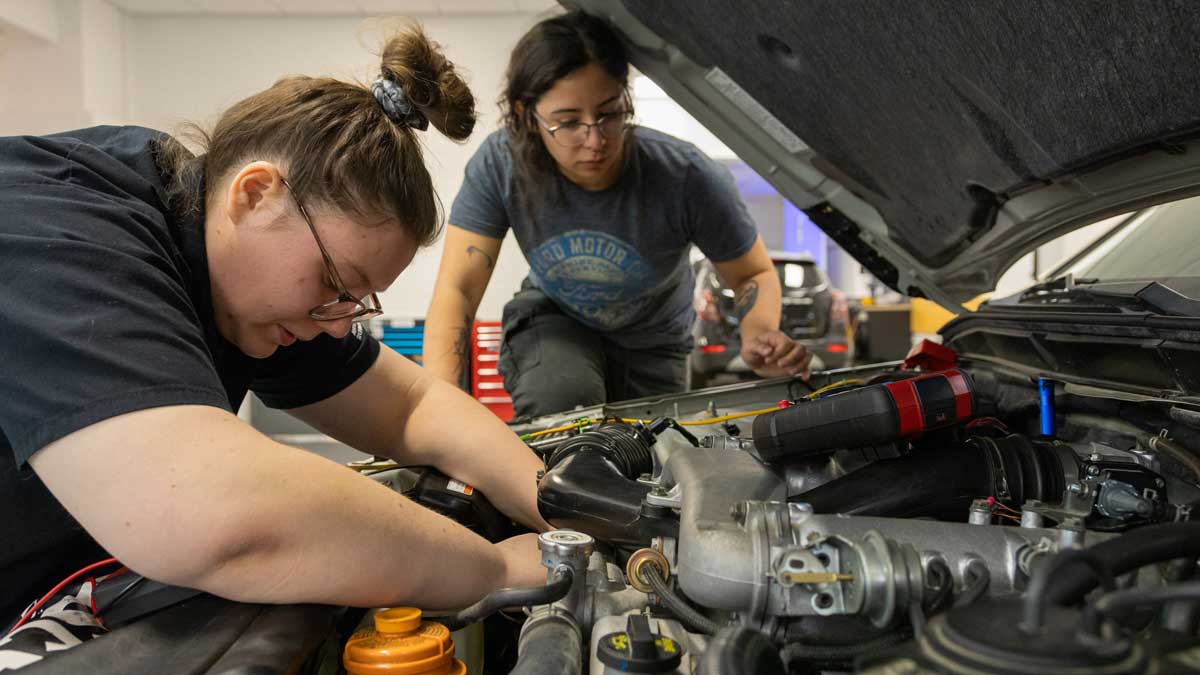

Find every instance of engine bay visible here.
[24,345,1200,675]
[496,345,1200,674]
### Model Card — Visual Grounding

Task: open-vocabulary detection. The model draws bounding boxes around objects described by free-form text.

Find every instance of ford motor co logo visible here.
[528,230,654,330]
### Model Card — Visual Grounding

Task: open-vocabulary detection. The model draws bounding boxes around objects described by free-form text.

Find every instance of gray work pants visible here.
[497,284,689,419]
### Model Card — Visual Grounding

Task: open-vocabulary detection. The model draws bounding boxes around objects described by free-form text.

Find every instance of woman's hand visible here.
[742,329,813,379]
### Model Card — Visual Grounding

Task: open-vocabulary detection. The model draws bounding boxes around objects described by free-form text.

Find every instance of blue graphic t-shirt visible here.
[450,127,758,349]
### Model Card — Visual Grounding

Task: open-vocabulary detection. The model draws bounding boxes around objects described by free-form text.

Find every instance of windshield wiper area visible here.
[1018,273,1100,302]
[1135,282,1200,317]
[1018,275,1200,317]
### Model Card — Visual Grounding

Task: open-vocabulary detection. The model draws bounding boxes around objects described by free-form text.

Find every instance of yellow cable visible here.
[806,378,864,398]
[678,405,782,426]
[521,417,598,440]
[520,378,868,438]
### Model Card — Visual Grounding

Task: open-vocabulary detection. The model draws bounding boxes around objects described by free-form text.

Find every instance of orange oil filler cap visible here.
[343,607,466,675]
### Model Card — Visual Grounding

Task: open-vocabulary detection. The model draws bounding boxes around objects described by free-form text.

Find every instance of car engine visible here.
[494,349,1200,674]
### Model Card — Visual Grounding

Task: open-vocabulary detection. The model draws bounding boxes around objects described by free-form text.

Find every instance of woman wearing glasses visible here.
[0,27,550,628]
[425,11,811,418]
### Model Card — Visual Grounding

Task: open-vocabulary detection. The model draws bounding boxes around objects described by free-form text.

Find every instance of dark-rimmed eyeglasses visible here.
[532,108,632,148]
[281,178,383,322]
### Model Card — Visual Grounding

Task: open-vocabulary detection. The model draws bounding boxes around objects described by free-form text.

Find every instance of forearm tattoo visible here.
[451,313,472,391]
[466,245,495,269]
[734,280,759,321]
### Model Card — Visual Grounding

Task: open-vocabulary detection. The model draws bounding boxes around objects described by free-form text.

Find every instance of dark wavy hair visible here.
[158,25,476,247]
[500,11,633,219]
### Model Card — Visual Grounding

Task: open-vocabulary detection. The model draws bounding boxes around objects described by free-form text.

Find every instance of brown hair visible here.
[499,11,633,218]
[158,25,475,247]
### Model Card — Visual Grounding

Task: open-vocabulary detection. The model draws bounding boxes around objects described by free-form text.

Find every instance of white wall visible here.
[633,73,734,160]
[80,0,126,125]
[0,0,60,42]
[0,0,126,135]
[126,13,541,321]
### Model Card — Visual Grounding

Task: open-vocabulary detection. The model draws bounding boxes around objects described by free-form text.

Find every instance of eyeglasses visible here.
[281,178,383,322]
[532,108,632,148]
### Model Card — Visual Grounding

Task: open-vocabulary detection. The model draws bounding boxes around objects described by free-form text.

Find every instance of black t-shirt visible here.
[0,126,380,620]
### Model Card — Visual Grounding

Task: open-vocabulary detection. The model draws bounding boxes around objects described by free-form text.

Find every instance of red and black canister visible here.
[750,369,975,463]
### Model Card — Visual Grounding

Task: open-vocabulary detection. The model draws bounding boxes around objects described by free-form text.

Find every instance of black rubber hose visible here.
[696,626,785,675]
[436,567,573,631]
[509,614,582,675]
[1081,581,1200,637]
[795,434,1062,520]
[1170,406,1200,430]
[1145,435,1200,485]
[546,422,653,479]
[1023,548,1116,632]
[924,559,956,615]
[910,558,956,638]
[1048,522,1200,605]
[954,559,991,609]
[910,558,957,638]
[779,630,911,665]
[1163,557,1200,634]
[642,565,721,635]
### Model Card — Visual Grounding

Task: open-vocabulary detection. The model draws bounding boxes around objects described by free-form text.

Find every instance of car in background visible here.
[691,251,849,387]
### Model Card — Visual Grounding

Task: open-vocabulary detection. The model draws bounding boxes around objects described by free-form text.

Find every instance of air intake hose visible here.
[537,423,675,547]
[545,422,655,479]
[794,434,1068,519]
[752,369,975,463]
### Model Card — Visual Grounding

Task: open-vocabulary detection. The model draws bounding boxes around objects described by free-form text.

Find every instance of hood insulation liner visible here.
[623,0,1200,267]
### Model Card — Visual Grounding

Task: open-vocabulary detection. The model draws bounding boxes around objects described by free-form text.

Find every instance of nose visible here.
[320,317,354,339]
[582,124,606,152]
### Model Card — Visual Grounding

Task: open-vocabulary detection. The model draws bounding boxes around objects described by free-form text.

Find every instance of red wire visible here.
[7,558,125,634]
[985,496,1022,515]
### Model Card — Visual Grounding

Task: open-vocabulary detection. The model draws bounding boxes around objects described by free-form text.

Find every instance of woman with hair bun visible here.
[0,26,549,628]
[424,11,811,418]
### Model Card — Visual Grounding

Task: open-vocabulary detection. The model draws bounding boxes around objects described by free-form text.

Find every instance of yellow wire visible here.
[806,378,864,398]
[519,378,868,439]
[678,405,782,425]
[521,417,599,440]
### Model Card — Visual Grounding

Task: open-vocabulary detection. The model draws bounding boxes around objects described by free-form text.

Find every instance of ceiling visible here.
[107,0,558,16]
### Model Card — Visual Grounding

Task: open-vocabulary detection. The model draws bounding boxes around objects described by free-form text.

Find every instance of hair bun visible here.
[379,25,476,141]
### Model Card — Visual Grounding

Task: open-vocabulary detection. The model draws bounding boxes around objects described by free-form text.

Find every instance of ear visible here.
[225,161,287,229]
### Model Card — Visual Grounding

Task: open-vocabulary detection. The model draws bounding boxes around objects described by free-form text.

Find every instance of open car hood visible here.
[565,0,1200,308]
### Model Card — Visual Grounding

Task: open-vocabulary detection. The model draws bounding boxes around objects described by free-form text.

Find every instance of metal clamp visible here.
[626,548,671,593]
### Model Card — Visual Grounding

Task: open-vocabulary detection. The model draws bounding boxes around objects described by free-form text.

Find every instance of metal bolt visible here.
[649,486,667,497]
[1067,483,1084,494]
[969,499,992,525]
[1156,478,1166,488]
[1058,519,1085,548]
[1086,465,1100,476]
[1021,510,1045,529]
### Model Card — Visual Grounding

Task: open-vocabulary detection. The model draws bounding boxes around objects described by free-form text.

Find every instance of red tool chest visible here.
[470,321,514,422]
